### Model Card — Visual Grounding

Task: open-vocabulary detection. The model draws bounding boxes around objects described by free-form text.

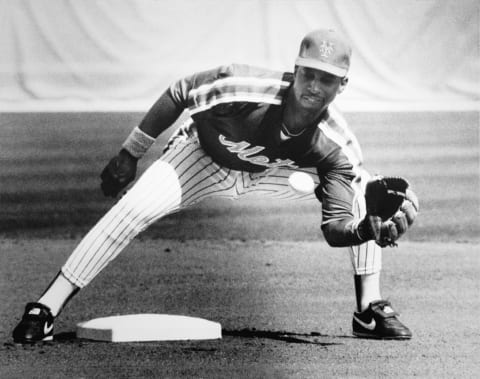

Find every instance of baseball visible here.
[288,172,315,194]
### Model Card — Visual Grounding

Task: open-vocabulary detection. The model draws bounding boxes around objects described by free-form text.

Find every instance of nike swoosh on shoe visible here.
[44,322,53,335]
[353,315,376,331]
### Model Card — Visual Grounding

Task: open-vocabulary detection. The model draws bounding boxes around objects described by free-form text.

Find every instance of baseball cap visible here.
[295,29,352,77]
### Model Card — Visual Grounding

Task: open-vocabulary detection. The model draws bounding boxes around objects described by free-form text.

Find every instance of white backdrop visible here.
[1,0,478,111]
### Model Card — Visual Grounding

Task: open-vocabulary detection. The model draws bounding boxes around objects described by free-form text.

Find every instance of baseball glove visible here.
[359,176,419,247]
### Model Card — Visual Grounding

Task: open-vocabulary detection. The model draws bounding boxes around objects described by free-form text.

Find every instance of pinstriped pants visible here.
[62,132,381,288]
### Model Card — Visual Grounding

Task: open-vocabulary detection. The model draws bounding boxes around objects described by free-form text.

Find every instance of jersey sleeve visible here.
[315,111,366,247]
[326,105,364,166]
[168,64,235,110]
[317,159,355,225]
[317,160,366,247]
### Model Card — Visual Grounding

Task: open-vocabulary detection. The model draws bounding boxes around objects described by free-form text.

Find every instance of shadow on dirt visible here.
[4,329,350,348]
[222,328,348,345]
[53,330,350,346]
[2,332,78,350]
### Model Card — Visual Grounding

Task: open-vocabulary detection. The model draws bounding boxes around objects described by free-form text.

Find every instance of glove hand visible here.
[100,149,138,198]
[360,177,419,247]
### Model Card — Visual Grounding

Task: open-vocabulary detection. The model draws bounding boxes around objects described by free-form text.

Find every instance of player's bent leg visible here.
[350,171,411,339]
[349,172,383,307]
[350,241,382,310]
[221,166,411,340]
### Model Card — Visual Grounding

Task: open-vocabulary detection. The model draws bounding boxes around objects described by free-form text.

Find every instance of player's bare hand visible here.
[373,188,419,247]
[100,149,138,197]
[376,211,406,247]
[401,188,419,226]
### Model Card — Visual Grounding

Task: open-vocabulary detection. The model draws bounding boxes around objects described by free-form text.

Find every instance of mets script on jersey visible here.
[219,135,297,169]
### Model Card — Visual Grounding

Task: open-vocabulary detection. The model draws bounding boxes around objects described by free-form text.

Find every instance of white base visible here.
[76,314,222,342]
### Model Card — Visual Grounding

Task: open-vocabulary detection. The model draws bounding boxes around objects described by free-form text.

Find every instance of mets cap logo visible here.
[319,41,334,58]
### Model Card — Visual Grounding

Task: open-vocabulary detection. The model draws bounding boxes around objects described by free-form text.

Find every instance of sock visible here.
[37,272,79,317]
[354,272,382,312]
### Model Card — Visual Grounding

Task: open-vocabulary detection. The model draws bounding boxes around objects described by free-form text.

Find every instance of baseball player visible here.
[13,29,418,343]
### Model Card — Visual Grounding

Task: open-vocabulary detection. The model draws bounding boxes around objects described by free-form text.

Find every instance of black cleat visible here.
[352,300,412,340]
[12,302,55,343]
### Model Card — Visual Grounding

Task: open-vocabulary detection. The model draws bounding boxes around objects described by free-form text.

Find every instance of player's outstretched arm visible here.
[137,89,184,138]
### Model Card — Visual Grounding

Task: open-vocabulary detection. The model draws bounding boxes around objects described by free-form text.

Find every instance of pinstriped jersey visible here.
[169,64,362,176]
[169,63,366,234]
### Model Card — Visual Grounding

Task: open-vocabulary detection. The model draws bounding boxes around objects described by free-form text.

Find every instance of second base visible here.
[76,314,222,342]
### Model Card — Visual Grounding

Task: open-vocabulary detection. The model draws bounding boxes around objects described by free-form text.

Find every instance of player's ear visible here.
[337,76,348,94]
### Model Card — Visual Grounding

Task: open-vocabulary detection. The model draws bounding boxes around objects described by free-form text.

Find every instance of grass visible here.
[1,111,478,242]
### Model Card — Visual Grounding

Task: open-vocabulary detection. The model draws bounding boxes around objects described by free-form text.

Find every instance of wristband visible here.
[121,126,156,158]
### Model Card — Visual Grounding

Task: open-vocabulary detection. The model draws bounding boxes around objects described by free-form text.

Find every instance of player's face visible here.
[292,66,347,111]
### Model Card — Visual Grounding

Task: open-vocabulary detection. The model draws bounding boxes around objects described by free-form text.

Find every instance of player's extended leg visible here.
[9,134,175,341]
[12,157,184,343]
[12,131,255,343]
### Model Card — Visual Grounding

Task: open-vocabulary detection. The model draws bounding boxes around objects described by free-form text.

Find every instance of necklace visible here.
[281,122,306,137]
